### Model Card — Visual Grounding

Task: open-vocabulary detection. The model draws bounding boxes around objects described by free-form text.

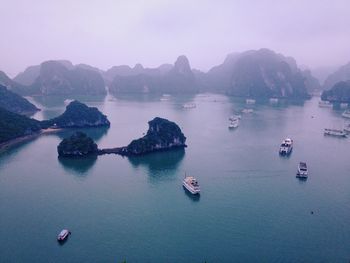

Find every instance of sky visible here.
[0,0,350,77]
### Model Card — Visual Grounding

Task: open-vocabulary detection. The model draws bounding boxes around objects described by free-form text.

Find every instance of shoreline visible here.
[0,128,62,153]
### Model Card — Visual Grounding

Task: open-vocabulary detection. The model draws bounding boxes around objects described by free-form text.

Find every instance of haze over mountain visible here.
[1,0,349,78]
[323,62,350,90]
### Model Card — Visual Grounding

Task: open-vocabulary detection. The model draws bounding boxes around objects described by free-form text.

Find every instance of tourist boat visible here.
[318,100,332,108]
[296,162,308,179]
[246,99,256,105]
[340,103,348,109]
[183,175,200,195]
[228,118,239,129]
[279,138,293,155]
[324,128,347,137]
[242,108,254,114]
[57,229,70,242]
[269,98,279,104]
[160,94,171,101]
[229,115,241,121]
[182,103,196,109]
[342,110,350,119]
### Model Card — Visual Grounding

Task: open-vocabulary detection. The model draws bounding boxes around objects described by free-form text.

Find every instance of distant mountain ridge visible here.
[5,48,325,98]
[323,62,350,90]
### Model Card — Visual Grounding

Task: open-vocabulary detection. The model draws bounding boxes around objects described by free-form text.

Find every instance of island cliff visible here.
[118,117,186,156]
[57,132,98,157]
[41,100,110,128]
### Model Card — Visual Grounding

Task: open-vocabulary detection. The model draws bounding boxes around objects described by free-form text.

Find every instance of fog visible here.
[1,0,349,77]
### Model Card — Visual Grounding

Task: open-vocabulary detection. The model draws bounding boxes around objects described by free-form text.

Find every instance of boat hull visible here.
[182,182,200,195]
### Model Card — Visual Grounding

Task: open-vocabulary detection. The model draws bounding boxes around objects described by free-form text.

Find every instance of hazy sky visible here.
[1,0,349,77]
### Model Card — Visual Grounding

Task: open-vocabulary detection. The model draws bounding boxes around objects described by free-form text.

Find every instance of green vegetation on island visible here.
[120,117,186,155]
[0,107,41,144]
[0,84,39,115]
[57,132,98,157]
[321,80,350,103]
[41,100,110,128]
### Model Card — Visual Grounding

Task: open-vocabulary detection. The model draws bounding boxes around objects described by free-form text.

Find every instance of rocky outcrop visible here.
[0,84,39,115]
[323,62,350,90]
[119,117,186,155]
[109,56,197,94]
[199,49,311,98]
[57,132,98,157]
[0,107,41,144]
[41,100,110,128]
[321,80,350,103]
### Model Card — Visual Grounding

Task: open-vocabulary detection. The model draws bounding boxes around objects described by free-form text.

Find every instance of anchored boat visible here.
[57,229,70,242]
[342,110,350,119]
[296,162,308,179]
[183,175,200,195]
[324,128,347,137]
[279,138,293,155]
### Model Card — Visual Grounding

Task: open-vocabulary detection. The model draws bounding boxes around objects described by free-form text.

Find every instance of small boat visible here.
[242,108,254,114]
[246,99,256,105]
[183,175,200,195]
[318,100,332,108]
[182,103,196,109]
[57,229,70,242]
[160,94,171,101]
[269,98,279,104]
[296,162,308,179]
[228,118,239,129]
[324,128,347,137]
[340,103,348,109]
[279,138,293,155]
[229,115,241,121]
[342,110,350,119]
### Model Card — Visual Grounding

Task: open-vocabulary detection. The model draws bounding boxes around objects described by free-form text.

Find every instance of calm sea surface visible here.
[0,94,349,262]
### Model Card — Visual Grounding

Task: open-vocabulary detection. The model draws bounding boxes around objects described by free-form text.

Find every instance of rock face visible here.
[0,107,41,144]
[57,132,98,157]
[30,61,106,95]
[109,56,197,94]
[323,62,350,90]
[199,49,310,98]
[321,80,350,103]
[0,84,39,115]
[13,65,41,86]
[41,100,110,128]
[120,117,186,155]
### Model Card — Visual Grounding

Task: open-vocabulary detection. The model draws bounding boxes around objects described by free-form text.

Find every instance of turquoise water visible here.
[1,94,350,262]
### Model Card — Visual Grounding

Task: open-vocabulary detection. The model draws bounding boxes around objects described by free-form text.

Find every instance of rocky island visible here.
[321,80,350,103]
[57,132,98,157]
[41,100,110,128]
[0,84,40,115]
[58,117,187,157]
[118,117,187,156]
[0,107,41,144]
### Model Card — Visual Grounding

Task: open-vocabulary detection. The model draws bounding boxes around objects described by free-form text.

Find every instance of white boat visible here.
[57,229,70,241]
[183,175,200,195]
[229,115,241,121]
[228,118,239,129]
[340,103,348,109]
[160,94,171,101]
[318,100,332,108]
[296,162,308,179]
[246,99,256,105]
[279,138,293,155]
[324,128,347,137]
[242,108,254,114]
[269,98,279,104]
[342,110,350,119]
[182,103,196,109]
